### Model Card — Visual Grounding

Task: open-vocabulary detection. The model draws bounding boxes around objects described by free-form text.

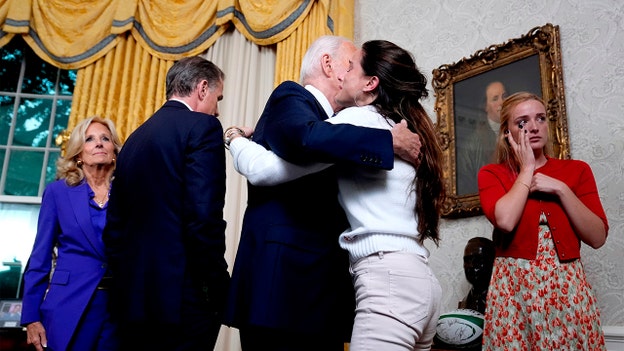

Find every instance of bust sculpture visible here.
[433,237,495,350]
[458,236,495,314]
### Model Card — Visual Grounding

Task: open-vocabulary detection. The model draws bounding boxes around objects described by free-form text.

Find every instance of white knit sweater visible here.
[230,104,428,262]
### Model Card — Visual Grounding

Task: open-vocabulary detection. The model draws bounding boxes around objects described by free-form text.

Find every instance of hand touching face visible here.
[507,99,548,150]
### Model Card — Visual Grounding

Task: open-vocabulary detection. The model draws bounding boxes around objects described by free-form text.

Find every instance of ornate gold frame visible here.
[432,23,570,218]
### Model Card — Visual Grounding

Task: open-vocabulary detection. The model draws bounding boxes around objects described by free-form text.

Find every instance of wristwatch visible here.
[223,127,245,148]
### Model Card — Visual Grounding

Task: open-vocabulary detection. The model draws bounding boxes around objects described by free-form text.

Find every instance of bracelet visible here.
[223,127,246,148]
[515,181,530,191]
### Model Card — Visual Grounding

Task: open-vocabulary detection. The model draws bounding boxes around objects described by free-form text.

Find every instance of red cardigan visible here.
[478,157,609,261]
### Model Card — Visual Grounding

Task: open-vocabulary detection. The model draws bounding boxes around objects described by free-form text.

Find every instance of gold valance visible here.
[1,0,353,144]
[0,0,341,69]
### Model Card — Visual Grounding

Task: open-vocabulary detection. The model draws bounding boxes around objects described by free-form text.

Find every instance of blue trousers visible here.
[67,289,118,351]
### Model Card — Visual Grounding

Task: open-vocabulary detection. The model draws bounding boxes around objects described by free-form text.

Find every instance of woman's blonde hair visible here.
[56,116,122,186]
[495,92,552,173]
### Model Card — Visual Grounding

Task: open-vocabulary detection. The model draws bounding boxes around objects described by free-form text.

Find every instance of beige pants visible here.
[349,251,441,351]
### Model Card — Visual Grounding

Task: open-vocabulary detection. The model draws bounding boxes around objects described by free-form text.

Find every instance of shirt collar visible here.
[304,85,334,118]
[169,98,193,111]
[487,118,500,133]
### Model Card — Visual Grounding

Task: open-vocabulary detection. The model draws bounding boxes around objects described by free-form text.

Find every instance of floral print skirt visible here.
[482,213,606,351]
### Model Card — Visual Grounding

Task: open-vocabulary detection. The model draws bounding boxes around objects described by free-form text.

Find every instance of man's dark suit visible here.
[104,100,230,350]
[224,81,394,348]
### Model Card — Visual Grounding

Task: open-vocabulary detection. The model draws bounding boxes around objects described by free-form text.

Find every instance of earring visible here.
[77,160,83,167]
[112,158,116,163]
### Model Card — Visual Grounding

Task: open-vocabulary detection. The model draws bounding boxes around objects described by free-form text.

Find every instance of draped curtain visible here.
[201,28,276,350]
[0,0,354,138]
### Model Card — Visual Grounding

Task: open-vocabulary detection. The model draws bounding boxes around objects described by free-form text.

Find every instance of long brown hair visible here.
[361,40,445,246]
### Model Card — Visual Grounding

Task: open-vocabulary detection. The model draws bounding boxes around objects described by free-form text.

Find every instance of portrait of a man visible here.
[454,55,541,196]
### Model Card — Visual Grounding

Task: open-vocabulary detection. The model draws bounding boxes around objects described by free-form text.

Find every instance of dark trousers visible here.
[118,319,220,351]
[240,325,345,351]
[117,286,222,351]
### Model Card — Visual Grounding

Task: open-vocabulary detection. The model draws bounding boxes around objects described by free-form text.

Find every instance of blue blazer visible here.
[225,81,394,337]
[104,100,229,325]
[21,180,109,351]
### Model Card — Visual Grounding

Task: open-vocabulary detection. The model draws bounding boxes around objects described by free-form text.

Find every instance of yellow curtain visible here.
[329,0,354,40]
[0,0,350,67]
[131,0,228,61]
[218,0,315,46]
[69,34,172,139]
[0,0,354,136]
[2,0,129,69]
[0,0,15,47]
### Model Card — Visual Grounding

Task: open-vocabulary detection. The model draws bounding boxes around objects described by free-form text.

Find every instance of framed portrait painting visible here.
[432,23,570,218]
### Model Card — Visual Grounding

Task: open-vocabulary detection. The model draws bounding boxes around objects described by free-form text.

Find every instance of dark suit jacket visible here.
[224,81,394,338]
[457,120,498,195]
[21,180,109,351]
[104,100,229,325]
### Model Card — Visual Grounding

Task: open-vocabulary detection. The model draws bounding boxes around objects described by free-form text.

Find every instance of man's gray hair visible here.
[299,35,351,85]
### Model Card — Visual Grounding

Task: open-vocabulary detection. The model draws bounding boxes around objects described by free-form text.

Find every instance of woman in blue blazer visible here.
[21,116,122,351]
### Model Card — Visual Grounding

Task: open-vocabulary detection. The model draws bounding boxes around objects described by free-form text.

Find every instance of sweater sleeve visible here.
[571,161,609,235]
[229,137,331,186]
[477,164,511,226]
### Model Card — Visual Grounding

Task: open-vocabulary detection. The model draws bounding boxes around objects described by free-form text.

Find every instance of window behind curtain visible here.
[0,37,76,299]
[0,37,76,198]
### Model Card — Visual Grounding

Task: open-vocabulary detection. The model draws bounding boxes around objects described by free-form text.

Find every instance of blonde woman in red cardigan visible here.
[478,92,608,350]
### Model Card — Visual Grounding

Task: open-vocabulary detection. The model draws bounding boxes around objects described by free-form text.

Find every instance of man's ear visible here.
[197,80,208,99]
[320,54,332,77]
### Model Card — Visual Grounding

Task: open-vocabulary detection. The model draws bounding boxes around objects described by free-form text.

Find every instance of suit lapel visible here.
[68,183,105,259]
